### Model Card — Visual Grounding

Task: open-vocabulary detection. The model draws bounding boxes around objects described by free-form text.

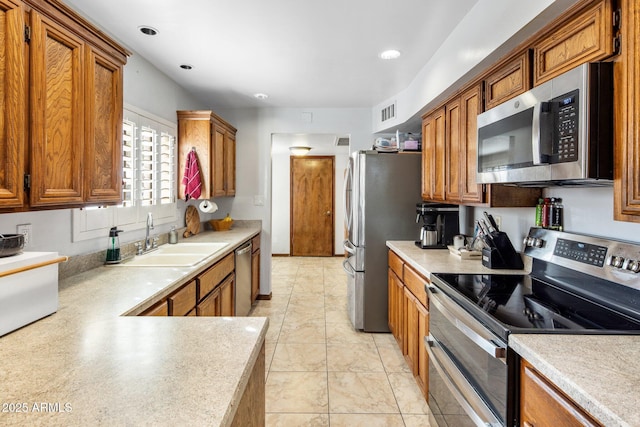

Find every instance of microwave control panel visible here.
[551,89,579,163]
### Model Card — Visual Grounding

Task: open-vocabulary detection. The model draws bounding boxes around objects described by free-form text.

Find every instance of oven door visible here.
[426,283,507,427]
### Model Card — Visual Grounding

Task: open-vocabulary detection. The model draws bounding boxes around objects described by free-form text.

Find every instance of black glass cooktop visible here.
[431,271,640,341]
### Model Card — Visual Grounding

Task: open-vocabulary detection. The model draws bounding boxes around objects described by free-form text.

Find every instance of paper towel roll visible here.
[199,200,218,213]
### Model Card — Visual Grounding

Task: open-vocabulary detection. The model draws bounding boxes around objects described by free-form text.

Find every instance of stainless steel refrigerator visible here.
[342,150,422,332]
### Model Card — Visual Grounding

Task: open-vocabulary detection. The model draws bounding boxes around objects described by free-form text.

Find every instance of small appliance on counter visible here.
[415,202,459,249]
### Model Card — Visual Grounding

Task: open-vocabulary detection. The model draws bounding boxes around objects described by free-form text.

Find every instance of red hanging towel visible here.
[182,149,202,200]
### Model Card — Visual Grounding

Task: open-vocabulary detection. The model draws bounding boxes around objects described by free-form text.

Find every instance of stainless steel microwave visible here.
[476,62,613,186]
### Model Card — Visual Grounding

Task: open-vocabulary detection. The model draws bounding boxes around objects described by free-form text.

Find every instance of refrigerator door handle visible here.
[343,239,355,255]
[342,258,356,277]
[343,160,353,234]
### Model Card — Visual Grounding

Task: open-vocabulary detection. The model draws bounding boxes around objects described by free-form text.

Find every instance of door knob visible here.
[325,211,331,216]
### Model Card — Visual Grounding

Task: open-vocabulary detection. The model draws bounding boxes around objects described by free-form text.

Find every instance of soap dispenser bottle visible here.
[105,227,123,264]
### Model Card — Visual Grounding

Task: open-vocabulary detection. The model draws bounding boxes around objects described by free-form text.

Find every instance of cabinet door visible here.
[459,85,484,204]
[404,287,419,375]
[421,108,446,201]
[445,98,461,201]
[614,0,640,222]
[219,274,235,317]
[212,125,226,197]
[29,12,84,207]
[84,48,123,204]
[533,0,614,85]
[388,268,404,348]
[224,131,236,196]
[251,248,260,302]
[416,302,429,399]
[484,51,531,110]
[177,112,212,200]
[0,1,26,209]
[197,286,221,316]
[520,360,602,427]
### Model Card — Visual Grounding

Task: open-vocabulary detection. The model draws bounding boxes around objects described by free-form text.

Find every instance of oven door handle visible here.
[425,335,503,427]
[428,286,506,361]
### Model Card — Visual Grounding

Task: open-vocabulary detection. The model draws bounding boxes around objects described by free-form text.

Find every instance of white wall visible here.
[0,53,207,256]
[271,134,349,255]
[463,187,640,253]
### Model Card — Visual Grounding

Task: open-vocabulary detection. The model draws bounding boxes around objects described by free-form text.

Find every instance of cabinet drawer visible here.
[169,280,197,316]
[251,234,260,252]
[141,300,168,316]
[198,252,234,300]
[521,360,602,426]
[388,250,404,280]
[403,264,428,307]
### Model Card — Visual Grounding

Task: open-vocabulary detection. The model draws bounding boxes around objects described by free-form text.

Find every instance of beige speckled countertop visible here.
[0,225,267,426]
[510,334,640,427]
[386,240,530,278]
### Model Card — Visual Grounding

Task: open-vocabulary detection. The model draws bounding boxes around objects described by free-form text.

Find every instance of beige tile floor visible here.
[249,256,431,427]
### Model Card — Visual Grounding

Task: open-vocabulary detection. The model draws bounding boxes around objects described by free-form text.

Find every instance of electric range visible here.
[425,227,640,427]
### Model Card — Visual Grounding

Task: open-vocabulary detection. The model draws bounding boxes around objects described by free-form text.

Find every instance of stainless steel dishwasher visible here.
[234,241,252,316]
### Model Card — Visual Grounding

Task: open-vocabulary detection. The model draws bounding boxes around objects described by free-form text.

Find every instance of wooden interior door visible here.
[290,156,334,256]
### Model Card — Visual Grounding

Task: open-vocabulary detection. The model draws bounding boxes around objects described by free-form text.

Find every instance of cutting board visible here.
[448,245,482,259]
[183,205,200,238]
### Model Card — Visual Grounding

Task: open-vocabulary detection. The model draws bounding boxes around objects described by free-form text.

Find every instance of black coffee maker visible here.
[415,202,459,249]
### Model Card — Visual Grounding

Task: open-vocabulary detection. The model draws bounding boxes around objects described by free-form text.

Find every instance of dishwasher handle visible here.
[236,242,252,255]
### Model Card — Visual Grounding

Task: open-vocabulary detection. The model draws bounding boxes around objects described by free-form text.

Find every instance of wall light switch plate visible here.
[493,215,502,230]
[17,223,32,246]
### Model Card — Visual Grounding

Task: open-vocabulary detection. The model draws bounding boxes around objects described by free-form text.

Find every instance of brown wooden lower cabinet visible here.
[219,274,235,316]
[520,359,602,427]
[197,287,221,316]
[251,248,260,302]
[169,280,197,316]
[230,342,265,427]
[388,249,429,399]
[141,300,169,316]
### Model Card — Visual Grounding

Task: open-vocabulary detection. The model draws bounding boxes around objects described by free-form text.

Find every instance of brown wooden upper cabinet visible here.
[484,51,532,111]
[0,0,128,211]
[532,0,615,86]
[177,110,237,199]
[421,107,446,201]
[614,0,640,222]
[422,84,539,207]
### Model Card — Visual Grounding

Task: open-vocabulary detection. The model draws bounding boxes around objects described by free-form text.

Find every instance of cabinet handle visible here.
[524,422,534,427]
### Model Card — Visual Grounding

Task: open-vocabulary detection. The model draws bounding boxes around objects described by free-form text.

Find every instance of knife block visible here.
[481,232,524,269]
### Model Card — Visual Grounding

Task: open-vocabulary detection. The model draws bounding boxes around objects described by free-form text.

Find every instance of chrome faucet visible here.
[145,212,154,250]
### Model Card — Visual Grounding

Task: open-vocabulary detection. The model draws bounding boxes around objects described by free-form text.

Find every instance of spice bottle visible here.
[550,198,564,231]
[535,198,544,227]
[542,197,552,228]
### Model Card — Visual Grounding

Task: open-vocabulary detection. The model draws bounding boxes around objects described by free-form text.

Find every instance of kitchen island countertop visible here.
[0,225,267,426]
[510,334,640,427]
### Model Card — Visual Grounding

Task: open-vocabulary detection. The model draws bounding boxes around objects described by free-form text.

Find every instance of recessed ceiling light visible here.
[379,49,401,60]
[254,93,269,100]
[180,64,193,70]
[138,26,158,36]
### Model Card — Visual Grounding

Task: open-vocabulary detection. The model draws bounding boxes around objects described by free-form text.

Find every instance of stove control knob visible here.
[523,237,544,248]
[608,256,625,268]
[626,260,640,273]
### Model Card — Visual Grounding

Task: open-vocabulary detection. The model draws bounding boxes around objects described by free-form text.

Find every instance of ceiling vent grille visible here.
[381,102,396,122]
[335,136,350,146]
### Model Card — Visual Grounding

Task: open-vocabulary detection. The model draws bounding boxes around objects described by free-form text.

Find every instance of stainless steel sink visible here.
[118,242,229,267]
